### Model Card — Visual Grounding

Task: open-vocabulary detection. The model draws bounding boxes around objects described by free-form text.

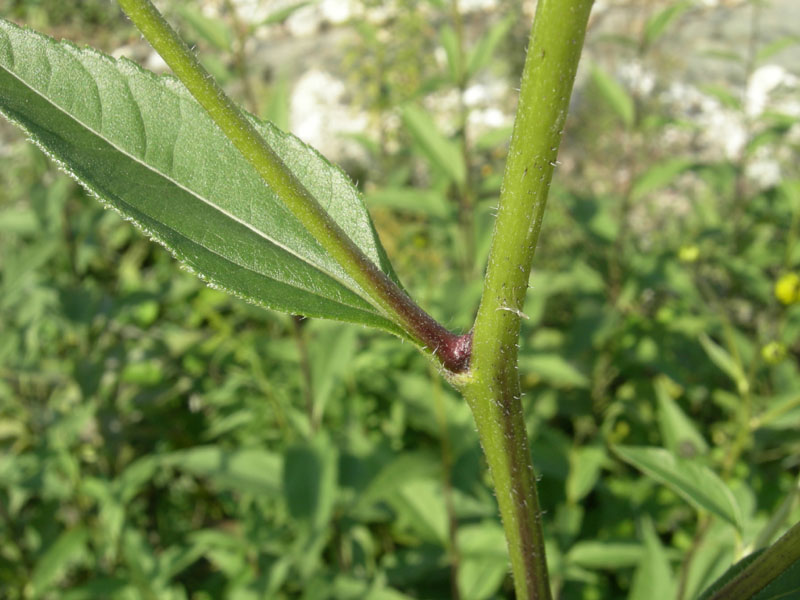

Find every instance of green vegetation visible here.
[1,1,799,599]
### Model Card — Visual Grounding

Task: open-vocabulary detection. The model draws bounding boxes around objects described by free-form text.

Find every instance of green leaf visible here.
[590,64,635,128]
[0,19,402,335]
[466,16,514,78]
[752,558,800,600]
[309,322,359,424]
[519,353,589,388]
[696,550,764,600]
[458,522,509,600]
[387,478,448,544]
[682,521,737,600]
[176,5,233,52]
[655,378,709,458]
[283,435,338,530]
[260,1,312,27]
[566,445,606,502]
[30,526,88,597]
[160,446,282,496]
[754,393,800,431]
[566,541,644,570]
[756,35,800,63]
[60,578,131,600]
[628,518,675,600]
[699,333,749,394]
[400,104,466,186]
[440,25,462,84]
[630,157,695,201]
[355,452,441,512]
[643,1,692,47]
[263,70,290,130]
[366,187,452,219]
[614,446,743,532]
[701,84,742,110]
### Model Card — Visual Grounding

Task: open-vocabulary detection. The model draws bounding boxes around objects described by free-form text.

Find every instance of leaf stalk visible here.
[116,0,469,372]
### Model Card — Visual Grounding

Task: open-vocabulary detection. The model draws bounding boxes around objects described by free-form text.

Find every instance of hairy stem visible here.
[117,0,469,372]
[458,1,593,598]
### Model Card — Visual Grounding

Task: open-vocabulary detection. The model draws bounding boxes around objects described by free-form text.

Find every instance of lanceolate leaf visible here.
[0,19,403,335]
[614,446,743,532]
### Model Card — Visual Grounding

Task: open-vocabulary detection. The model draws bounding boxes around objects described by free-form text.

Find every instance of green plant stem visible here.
[116,0,469,372]
[457,1,593,598]
[708,519,800,600]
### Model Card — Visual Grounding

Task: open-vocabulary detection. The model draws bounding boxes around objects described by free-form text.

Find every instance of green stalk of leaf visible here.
[0,17,476,375]
[0,19,401,332]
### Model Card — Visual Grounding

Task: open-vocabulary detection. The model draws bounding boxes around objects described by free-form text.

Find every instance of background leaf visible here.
[30,526,89,597]
[643,1,692,47]
[655,378,709,458]
[628,518,675,600]
[161,446,282,496]
[699,333,749,394]
[614,446,743,532]
[400,104,466,186]
[466,16,514,78]
[590,64,635,128]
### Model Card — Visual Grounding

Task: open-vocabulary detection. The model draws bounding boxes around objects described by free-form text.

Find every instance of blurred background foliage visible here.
[1,0,799,598]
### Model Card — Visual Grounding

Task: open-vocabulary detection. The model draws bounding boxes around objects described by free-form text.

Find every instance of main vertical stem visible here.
[458,2,593,599]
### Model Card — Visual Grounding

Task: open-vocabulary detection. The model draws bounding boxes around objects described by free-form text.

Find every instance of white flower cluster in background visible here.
[619,60,656,97]
[464,82,513,133]
[290,69,369,163]
[661,81,747,160]
[746,64,800,118]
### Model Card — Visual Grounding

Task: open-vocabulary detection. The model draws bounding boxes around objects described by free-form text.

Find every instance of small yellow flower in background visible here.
[761,341,787,365]
[775,272,800,305]
[679,244,700,263]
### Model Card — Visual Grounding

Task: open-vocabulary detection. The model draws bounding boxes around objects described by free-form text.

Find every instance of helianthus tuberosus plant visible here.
[1,0,798,597]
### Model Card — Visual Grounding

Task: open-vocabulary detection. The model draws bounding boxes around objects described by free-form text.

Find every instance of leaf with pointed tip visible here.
[614,446,743,532]
[590,64,634,129]
[0,19,403,335]
[401,104,466,186]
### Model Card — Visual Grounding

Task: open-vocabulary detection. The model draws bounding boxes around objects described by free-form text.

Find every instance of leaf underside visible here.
[0,19,404,335]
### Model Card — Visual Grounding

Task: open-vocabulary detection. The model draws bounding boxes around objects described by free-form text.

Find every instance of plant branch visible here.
[708,519,800,600]
[116,0,470,372]
[458,1,594,598]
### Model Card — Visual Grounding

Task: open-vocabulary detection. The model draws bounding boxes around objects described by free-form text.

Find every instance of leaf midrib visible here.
[0,53,390,321]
